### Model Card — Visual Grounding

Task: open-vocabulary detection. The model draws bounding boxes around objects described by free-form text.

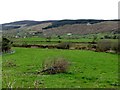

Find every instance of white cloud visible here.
[0,0,119,24]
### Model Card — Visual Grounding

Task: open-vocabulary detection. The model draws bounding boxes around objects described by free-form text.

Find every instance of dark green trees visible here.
[2,37,12,53]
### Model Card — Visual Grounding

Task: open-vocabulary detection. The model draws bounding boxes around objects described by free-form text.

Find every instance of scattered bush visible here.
[57,35,62,39]
[39,57,70,74]
[46,36,51,42]
[57,42,72,49]
[104,35,119,39]
[92,35,97,43]
[97,40,112,52]
[87,44,97,50]
[104,35,112,39]
[97,40,119,53]
[21,42,28,47]
[111,41,120,53]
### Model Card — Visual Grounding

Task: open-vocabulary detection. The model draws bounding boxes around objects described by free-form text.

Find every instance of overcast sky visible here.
[0,0,119,24]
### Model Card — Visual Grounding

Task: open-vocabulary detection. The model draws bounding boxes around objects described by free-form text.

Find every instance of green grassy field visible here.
[11,37,94,46]
[11,37,118,47]
[2,47,118,88]
[0,55,2,89]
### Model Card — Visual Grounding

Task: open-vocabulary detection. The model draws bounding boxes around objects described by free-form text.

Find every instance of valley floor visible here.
[2,47,119,88]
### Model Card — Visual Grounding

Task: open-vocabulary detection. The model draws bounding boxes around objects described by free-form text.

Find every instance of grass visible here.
[0,54,2,89]
[13,41,59,45]
[12,37,94,46]
[2,47,118,88]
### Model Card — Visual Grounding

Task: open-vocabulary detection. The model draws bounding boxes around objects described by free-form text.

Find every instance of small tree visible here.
[2,37,12,53]
[57,35,62,39]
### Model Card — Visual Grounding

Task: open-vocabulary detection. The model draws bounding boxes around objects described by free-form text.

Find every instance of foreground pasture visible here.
[2,47,118,88]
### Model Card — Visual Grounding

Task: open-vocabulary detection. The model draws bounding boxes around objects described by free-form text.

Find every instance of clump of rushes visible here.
[39,57,70,74]
[3,60,16,67]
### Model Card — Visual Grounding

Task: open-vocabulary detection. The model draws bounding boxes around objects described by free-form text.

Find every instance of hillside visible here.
[43,19,118,29]
[2,19,120,36]
[2,20,56,30]
[43,21,119,35]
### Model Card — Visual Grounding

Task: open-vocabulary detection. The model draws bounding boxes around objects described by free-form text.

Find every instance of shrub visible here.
[92,35,97,43]
[97,40,120,53]
[111,41,120,53]
[57,42,72,49]
[104,35,111,39]
[40,57,70,74]
[46,36,51,42]
[2,37,12,53]
[21,42,28,47]
[87,44,97,50]
[97,40,112,52]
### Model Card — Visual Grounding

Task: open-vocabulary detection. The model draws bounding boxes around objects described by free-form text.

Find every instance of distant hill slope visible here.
[25,23,52,32]
[2,20,56,30]
[43,19,108,29]
[2,19,112,30]
[43,21,119,35]
[2,19,120,36]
